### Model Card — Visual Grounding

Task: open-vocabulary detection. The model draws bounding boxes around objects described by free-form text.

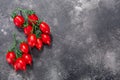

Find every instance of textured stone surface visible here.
[1,0,120,80]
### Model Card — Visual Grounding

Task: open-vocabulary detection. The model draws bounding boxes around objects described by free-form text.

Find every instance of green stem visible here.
[15,49,22,58]
[9,33,17,51]
[23,10,28,21]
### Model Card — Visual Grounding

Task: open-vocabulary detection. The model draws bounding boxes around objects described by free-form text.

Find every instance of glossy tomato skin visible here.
[13,15,24,27]
[14,58,26,71]
[39,22,50,34]
[36,38,43,50]
[20,42,29,54]
[27,34,37,47]
[28,14,38,24]
[6,51,16,65]
[22,54,32,65]
[24,25,33,35]
[41,34,51,45]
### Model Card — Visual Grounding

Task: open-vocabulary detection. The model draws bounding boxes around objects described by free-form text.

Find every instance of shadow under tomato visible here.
[15,26,24,33]
[30,46,44,59]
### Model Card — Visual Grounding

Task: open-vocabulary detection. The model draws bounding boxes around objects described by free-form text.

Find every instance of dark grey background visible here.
[0,0,120,80]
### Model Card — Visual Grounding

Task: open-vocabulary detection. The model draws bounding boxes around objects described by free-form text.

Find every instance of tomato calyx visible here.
[27,10,35,15]
[11,12,17,19]
[23,22,29,28]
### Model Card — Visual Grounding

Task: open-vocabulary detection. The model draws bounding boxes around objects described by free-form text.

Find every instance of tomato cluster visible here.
[6,34,32,71]
[6,8,52,71]
[12,8,51,50]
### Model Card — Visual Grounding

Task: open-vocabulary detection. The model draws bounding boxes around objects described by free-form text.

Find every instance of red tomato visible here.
[28,14,38,25]
[14,62,19,71]
[39,22,50,34]
[36,38,43,50]
[14,58,26,71]
[41,34,51,45]
[6,51,16,65]
[20,42,29,54]
[24,25,33,35]
[27,34,37,47]
[13,15,24,27]
[22,54,32,65]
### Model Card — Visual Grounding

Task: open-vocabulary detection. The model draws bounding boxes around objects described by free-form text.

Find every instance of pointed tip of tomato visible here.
[47,41,51,46]
[22,66,26,71]
[29,62,32,66]
[14,64,18,71]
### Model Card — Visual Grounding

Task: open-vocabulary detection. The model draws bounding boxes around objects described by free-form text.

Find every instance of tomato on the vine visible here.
[14,58,26,71]
[22,54,32,65]
[39,22,50,34]
[28,14,38,25]
[20,42,29,54]
[27,34,37,47]
[36,38,43,50]
[24,25,33,35]
[13,15,24,27]
[41,34,51,45]
[6,51,16,65]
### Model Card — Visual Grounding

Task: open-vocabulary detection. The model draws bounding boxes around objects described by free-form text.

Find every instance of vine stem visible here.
[8,33,23,58]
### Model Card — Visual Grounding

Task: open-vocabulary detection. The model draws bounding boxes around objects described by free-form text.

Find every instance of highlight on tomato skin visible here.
[13,15,25,27]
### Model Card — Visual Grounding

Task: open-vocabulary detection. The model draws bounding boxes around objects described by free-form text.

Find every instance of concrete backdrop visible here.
[0,0,120,80]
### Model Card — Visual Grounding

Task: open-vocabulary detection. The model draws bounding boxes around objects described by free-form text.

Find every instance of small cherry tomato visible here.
[20,42,29,54]
[39,22,50,34]
[27,34,37,47]
[14,58,26,71]
[36,38,43,50]
[6,51,16,65]
[13,15,24,27]
[28,14,38,25]
[14,62,19,71]
[24,25,33,35]
[22,54,32,65]
[41,34,51,45]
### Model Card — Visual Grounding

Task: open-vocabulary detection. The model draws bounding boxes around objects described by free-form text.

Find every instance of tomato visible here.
[6,51,16,65]
[41,34,51,45]
[36,38,43,50]
[39,22,50,34]
[24,25,33,35]
[13,15,24,27]
[22,54,32,65]
[27,34,37,47]
[28,14,38,25]
[14,62,19,71]
[20,42,29,54]
[14,58,26,71]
